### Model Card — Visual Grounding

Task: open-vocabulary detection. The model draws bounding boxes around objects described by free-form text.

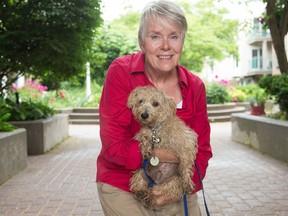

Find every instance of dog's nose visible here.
[141,113,149,120]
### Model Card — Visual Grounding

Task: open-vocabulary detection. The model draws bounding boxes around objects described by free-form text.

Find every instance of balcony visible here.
[248,30,272,45]
[248,57,272,76]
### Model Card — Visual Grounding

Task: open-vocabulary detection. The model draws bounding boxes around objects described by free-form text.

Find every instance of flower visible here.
[59,91,65,99]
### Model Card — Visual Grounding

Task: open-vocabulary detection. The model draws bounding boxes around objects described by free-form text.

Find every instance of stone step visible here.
[73,108,99,113]
[66,103,248,124]
[69,113,99,120]
[69,119,100,125]
[207,103,237,111]
[209,115,232,122]
[208,106,246,117]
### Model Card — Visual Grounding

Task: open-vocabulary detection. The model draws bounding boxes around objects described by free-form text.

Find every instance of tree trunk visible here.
[266,0,288,74]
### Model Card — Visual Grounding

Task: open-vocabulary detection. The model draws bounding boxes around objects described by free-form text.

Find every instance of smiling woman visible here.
[96,1,212,215]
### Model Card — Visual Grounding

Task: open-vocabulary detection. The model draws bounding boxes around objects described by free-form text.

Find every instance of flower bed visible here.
[231,113,288,163]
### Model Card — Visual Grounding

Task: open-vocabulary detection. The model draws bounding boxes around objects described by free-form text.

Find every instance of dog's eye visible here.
[139,100,143,104]
[152,101,159,107]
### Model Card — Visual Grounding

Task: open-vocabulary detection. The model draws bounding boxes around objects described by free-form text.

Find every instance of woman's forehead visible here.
[146,17,182,34]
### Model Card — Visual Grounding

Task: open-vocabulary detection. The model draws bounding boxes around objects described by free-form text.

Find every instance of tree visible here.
[0,0,102,95]
[88,10,140,85]
[89,26,139,85]
[264,0,288,74]
[181,0,239,72]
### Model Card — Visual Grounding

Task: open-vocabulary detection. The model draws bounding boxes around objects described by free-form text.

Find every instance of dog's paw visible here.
[135,191,154,207]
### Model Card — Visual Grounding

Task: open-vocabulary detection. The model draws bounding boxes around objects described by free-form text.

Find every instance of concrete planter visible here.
[231,113,288,163]
[0,128,27,184]
[9,114,69,155]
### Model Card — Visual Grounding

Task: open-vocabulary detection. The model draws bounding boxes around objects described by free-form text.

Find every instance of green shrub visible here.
[0,99,17,132]
[206,82,229,104]
[1,98,55,121]
[259,74,288,120]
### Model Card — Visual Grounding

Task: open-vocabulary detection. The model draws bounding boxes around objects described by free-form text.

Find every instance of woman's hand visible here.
[152,188,180,206]
[152,148,179,163]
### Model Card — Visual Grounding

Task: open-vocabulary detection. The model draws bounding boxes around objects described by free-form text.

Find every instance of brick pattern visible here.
[0,123,287,216]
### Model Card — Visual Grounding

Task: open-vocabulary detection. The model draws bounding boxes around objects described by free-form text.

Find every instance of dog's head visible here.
[127,86,176,126]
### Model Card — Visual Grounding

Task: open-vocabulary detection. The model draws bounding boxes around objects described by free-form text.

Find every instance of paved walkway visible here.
[0,122,287,216]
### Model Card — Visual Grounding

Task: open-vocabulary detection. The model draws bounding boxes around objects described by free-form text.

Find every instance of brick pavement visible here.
[0,122,287,216]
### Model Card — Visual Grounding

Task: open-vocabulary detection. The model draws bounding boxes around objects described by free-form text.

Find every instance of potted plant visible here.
[248,86,266,116]
[2,92,69,155]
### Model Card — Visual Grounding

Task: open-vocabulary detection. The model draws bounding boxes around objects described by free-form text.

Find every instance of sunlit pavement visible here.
[0,122,287,216]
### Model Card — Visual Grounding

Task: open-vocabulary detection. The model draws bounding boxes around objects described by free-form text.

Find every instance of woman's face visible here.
[139,17,184,74]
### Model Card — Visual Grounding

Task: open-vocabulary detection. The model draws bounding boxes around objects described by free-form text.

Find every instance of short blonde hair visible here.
[138,0,187,43]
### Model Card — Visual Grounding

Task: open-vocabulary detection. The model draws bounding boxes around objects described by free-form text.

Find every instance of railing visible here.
[248,58,272,72]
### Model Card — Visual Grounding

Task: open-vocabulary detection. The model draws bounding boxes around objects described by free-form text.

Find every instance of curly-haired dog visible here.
[127,86,198,210]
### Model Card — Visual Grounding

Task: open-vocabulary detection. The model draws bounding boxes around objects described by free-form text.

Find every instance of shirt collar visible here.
[130,52,145,74]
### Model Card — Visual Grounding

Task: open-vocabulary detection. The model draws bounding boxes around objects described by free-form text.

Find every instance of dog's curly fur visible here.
[127,86,198,210]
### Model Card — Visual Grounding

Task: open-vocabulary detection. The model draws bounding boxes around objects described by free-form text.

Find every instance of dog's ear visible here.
[166,96,176,116]
[127,88,139,109]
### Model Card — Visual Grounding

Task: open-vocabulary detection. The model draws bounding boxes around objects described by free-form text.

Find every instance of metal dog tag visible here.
[150,156,159,166]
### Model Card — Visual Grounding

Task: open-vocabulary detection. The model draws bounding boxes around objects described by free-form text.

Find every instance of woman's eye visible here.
[170,35,179,40]
[152,101,159,107]
[150,35,160,40]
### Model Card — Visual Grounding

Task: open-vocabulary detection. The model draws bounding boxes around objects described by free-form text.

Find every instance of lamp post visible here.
[86,62,91,99]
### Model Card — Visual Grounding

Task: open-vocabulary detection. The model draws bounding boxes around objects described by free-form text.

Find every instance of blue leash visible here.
[143,159,210,216]
[195,162,210,216]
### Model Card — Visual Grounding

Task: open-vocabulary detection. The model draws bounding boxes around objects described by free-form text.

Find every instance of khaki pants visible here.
[97,182,202,216]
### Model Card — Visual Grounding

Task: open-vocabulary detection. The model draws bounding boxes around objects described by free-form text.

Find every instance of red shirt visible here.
[96,51,212,193]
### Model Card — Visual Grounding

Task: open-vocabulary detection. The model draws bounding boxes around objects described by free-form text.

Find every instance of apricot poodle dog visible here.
[127,86,198,209]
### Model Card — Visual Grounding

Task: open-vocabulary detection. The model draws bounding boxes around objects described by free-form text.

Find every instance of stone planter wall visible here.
[231,113,288,163]
[0,128,27,184]
[9,114,69,155]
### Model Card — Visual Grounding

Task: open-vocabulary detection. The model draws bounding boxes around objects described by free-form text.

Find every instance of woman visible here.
[96,1,212,215]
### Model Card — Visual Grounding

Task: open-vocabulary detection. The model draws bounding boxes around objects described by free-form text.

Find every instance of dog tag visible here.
[150,157,159,166]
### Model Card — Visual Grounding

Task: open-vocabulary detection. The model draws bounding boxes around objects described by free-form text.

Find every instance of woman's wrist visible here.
[152,148,179,163]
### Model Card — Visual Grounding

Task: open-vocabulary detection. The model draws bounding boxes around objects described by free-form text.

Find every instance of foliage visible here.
[48,80,102,108]
[205,82,229,104]
[259,74,288,119]
[1,98,55,121]
[0,100,17,132]
[0,0,103,95]
[180,0,239,72]
[247,86,267,107]
[227,86,248,103]
[89,26,139,85]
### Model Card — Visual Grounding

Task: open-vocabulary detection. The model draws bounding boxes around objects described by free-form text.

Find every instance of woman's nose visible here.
[161,38,170,50]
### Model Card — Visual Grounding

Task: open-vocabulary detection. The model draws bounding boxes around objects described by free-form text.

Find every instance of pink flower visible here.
[27,79,32,85]
[37,85,48,93]
[12,86,18,90]
[233,97,238,102]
